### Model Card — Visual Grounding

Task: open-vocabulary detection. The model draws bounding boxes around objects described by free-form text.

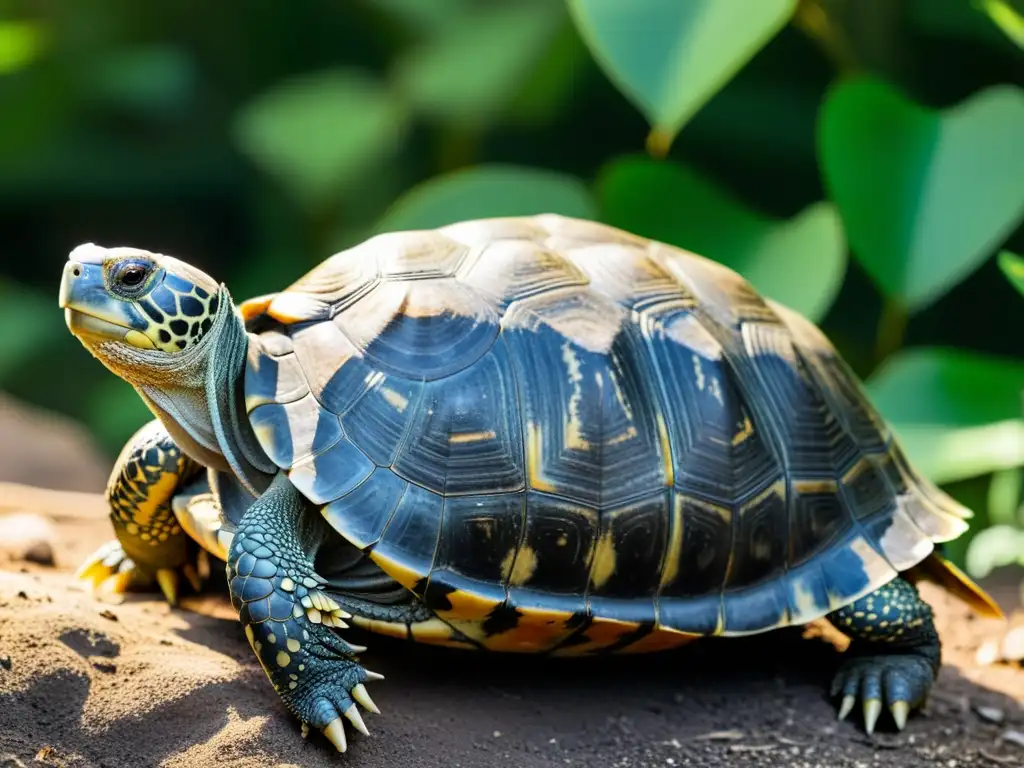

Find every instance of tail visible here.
[906,552,1005,620]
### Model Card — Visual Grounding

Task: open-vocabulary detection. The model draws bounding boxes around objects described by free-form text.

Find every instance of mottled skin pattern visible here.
[58,219,1000,755]
[76,420,205,603]
[228,473,382,750]
[829,578,939,732]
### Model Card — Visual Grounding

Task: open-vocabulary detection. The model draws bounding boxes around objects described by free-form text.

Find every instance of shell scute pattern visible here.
[243,214,973,654]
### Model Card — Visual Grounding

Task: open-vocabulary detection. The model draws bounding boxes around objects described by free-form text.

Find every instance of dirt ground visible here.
[1,394,1024,768]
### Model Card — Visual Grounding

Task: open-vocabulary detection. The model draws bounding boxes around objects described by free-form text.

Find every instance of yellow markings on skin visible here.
[561,342,589,451]
[589,532,617,590]
[615,626,699,655]
[659,495,685,590]
[449,430,497,444]
[381,387,409,412]
[656,413,674,487]
[526,423,557,493]
[507,545,538,587]
[287,638,301,653]
[731,415,754,446]
[289,681,297,690]
[244,625,255,647]
[276,651,290,667]
[280,577,295,592]
[126,523,140,536]
[125,330,157,349]
[266,633,276,645]
[132,468,181,528]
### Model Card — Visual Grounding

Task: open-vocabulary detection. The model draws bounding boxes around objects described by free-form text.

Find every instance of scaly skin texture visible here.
[227,472,383,754]
[76,420,204,604]
[827,577,940,734]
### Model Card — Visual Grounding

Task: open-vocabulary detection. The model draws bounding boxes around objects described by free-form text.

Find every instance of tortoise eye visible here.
[114,261,151,290]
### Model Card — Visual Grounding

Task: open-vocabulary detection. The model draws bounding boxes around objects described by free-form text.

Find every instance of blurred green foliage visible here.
[0,0,1021,578]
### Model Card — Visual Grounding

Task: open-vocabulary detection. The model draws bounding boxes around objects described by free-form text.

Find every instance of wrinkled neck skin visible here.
[92,287,275,497]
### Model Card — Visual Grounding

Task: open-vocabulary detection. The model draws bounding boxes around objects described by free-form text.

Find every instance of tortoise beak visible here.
[59,253,154,348]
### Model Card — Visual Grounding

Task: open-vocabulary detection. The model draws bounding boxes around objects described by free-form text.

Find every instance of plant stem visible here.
[874,297,908,367]
[792,0,860,74]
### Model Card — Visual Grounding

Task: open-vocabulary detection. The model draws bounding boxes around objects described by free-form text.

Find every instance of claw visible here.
[863,698,882,735]
[99,569,133,596]
[301,722,310,739]
[837,695,855,721]
[156,568,179,606]
[345,704,369,736]
[75,558,107,585]
[890,700,909,731]
[182,562,202,593]
[352,684,380,715]
[323,717,347,753]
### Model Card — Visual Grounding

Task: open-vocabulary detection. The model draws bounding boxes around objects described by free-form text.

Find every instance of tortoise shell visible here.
[237,214,971,656]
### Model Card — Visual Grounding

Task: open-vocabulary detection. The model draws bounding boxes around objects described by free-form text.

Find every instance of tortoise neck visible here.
[137,287,276,497]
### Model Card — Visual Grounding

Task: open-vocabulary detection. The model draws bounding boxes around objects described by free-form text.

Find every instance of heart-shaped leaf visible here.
[375,164,596,232]
[999,250,1024,298]
[866,347,1024,483]
[567,0,797,146]
[392,1,564,124]
[596,156,846,322]
[234,69,409,213]
[820,78,1024,311]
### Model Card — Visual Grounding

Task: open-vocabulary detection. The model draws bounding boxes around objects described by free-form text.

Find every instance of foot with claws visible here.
[229,473,384,753]
[828,577,941,734]
[75,420,209,606]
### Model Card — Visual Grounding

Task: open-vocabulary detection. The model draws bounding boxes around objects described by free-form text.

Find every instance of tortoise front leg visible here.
[827,576,941,734]
[228,472,383,754]
[75,419,206,605]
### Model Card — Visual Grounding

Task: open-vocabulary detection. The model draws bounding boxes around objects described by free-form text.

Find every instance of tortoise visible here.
[59,214,1002,754]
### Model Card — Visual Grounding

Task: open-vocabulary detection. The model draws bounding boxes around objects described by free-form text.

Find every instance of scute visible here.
[241,213,979,653]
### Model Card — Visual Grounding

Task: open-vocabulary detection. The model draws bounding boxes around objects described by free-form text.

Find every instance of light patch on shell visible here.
[878,501,935,571]
[589,531,617,590]
[503,288,625,355]
[561,342,589,451]
[376,230,467,279]
[661,311,722,361]
[506,545,538,587]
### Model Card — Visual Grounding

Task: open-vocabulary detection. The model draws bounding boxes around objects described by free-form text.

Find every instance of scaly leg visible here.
[828,576,941,734]
[227,472,383,753]
[76,419,206,605]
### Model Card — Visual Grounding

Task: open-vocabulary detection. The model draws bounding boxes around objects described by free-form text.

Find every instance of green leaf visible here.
[977,0,1024,48]
[965,524,1024,579]
[819,78,1024,311]
[392,1,564,124]
[987,467,1023,526]
[233,69,409,212]
[375,164,597,232]
[596,156,846,322]
[567,0,797,145]
[866,347,1024,483]
[0,20,49,75]
[999,250,1024,298]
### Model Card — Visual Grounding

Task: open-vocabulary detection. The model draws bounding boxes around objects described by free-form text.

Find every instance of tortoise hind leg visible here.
[75,419,206,605]
[827,576,940,734]
[227,472,383,754]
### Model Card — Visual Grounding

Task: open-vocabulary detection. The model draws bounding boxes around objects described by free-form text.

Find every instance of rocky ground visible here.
[1,393,1024,768]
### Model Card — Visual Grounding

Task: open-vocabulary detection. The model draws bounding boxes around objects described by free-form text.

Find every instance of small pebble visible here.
[99,609,118,622]
[0,512,57,566]
[0,754,27,768]
[0,656,10,671]
[1001,729,1024,748]
[975,705,1005,724]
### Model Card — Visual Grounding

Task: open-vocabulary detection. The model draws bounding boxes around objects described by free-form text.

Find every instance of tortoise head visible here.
[59,243,223,359]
